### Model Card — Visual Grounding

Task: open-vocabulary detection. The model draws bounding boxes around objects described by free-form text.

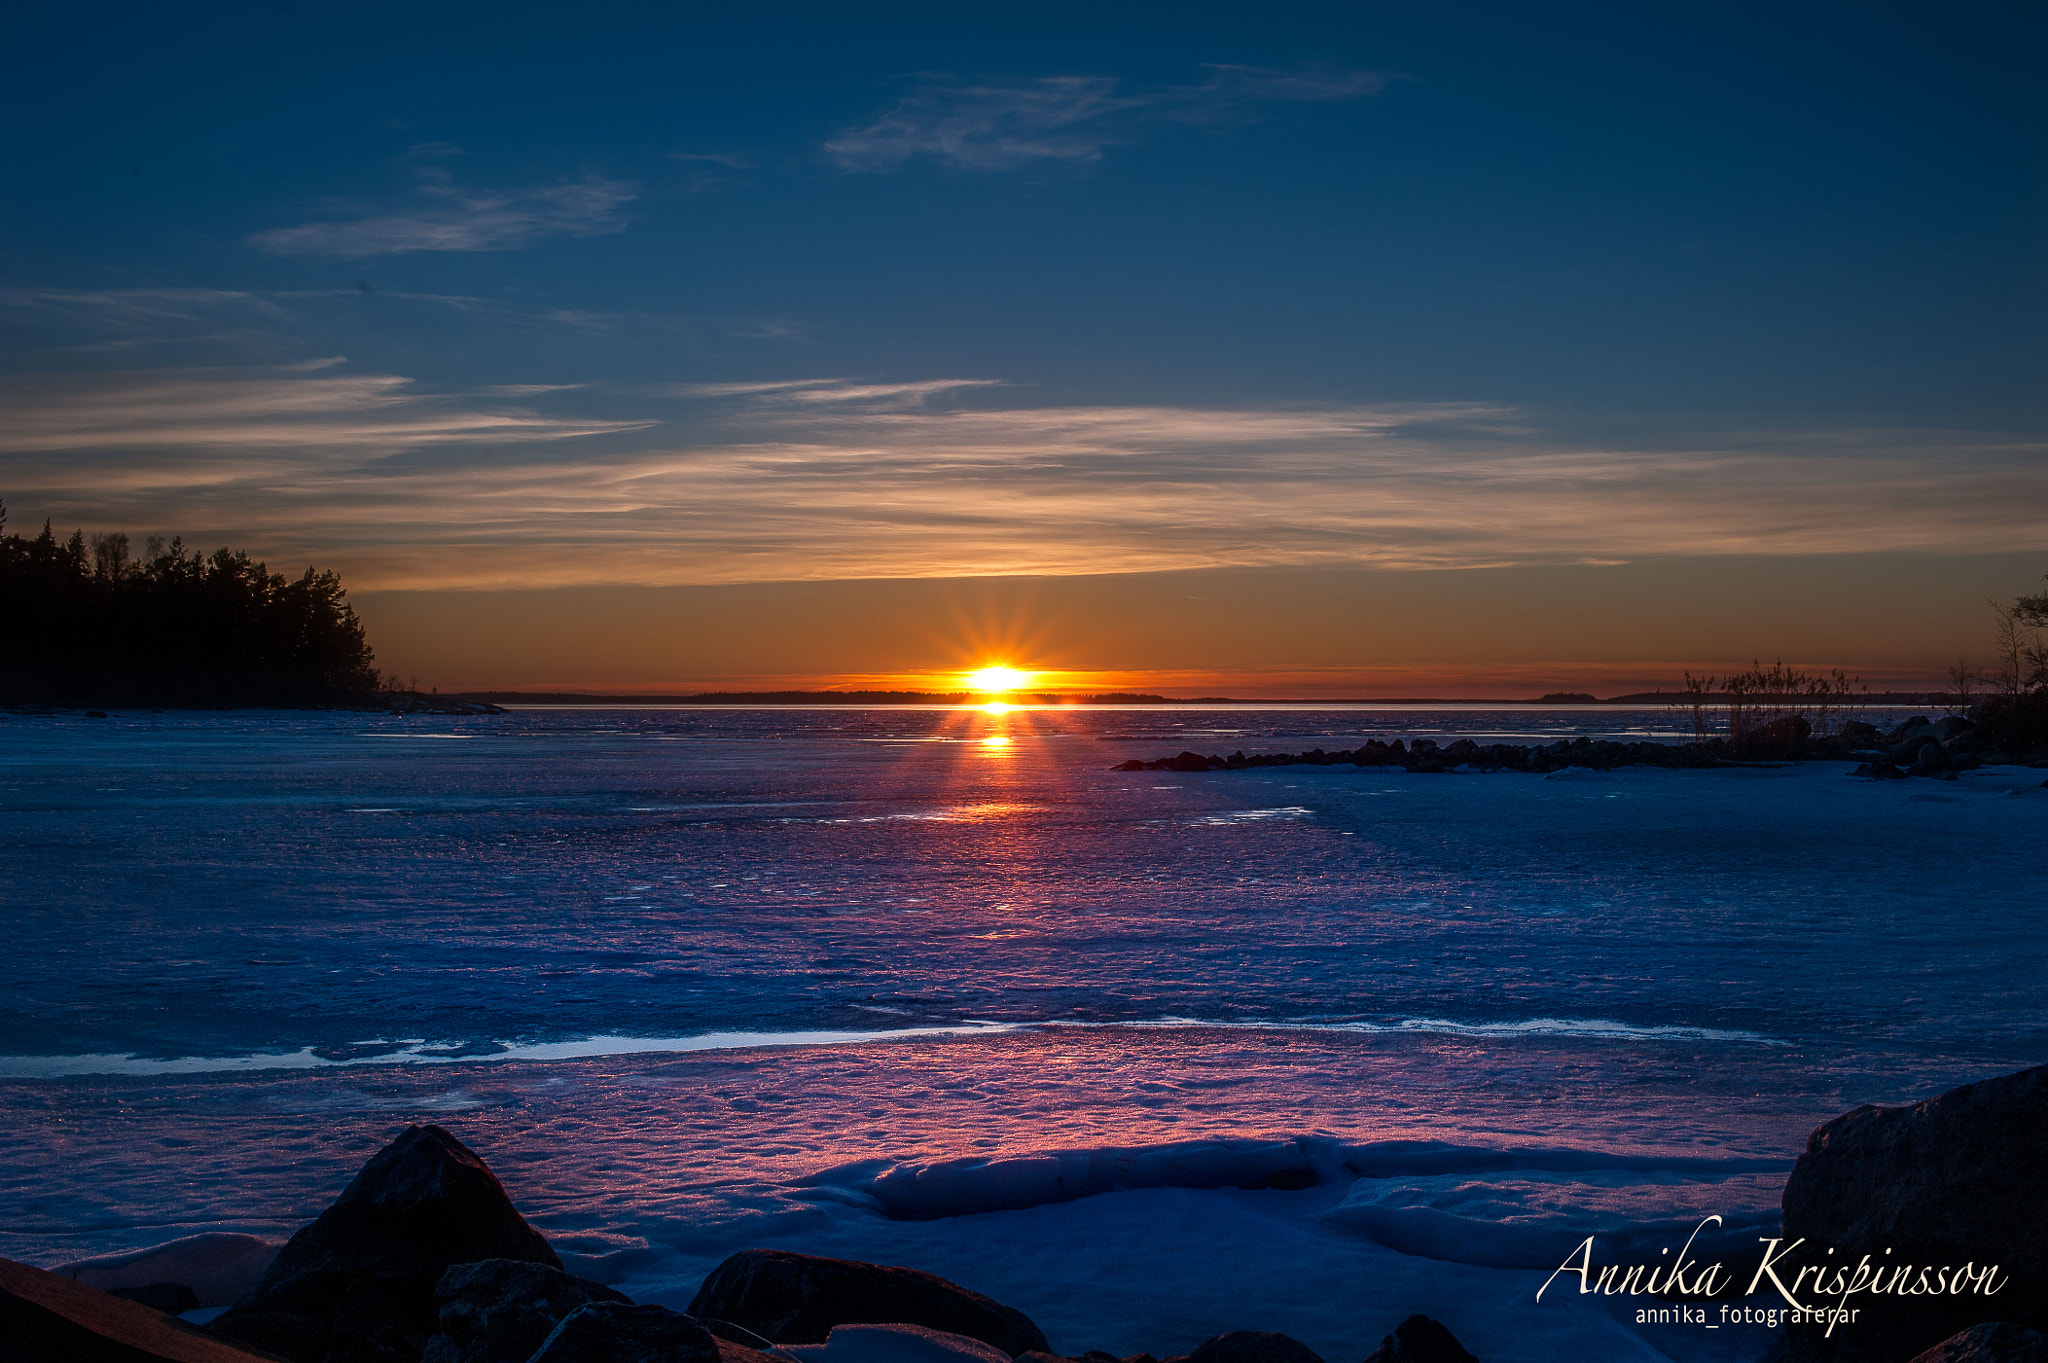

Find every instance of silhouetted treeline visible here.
[0,502,380,708]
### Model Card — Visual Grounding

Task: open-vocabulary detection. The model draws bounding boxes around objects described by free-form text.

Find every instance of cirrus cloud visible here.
[825,65,1394,173]
[5,366,2043,590]
[249,171,637,258]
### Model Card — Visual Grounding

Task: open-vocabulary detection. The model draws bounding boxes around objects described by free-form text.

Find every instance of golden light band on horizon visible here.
[964,665,1034,692]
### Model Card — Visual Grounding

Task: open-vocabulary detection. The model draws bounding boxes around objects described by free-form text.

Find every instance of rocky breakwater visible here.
[2,1124,1488,1363]
[1780,1065,2048,1363]
[1845,716,1996,781]
[1117,715,2010,778]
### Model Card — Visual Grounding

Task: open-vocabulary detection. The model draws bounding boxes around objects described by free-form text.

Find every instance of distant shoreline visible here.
[443,688,1966,707]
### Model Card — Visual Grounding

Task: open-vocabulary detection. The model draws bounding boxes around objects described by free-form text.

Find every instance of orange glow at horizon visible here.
[964,665,1033,693]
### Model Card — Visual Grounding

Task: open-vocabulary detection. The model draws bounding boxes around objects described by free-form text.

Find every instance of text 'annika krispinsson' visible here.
[1535,1217,2007,1337]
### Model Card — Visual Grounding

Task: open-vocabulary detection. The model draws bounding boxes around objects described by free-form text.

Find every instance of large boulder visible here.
[1735,714,1812,756]
[1782,1066,2048,1361]
[418,1259,628,1363]
[209,1125,560,1363]
[1908,1324,2046,1363]
[1,1253,283,1362]
[1360,1316,1478,1363]
[526,1301,719,1363]
[686,1250,1047,1356]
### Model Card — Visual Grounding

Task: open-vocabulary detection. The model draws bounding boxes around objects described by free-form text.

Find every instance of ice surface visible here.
[0,706,2041,1363]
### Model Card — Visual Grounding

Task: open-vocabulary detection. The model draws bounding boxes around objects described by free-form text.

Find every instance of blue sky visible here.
[2,2,2043,687]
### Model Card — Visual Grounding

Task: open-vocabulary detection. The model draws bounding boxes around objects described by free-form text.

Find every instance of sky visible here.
[3,1,2044,695]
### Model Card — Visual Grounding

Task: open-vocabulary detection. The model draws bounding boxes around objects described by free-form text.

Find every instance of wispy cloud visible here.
[825,65,1393,172]
[5,369,2042,589]
[0,365,648,467]
[664,377,1003,404]
[249,171,637,258]
[0,287,290,350]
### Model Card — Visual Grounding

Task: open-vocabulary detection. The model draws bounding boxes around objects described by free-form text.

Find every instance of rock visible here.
[807,1323,1013,1363]
[1933,717,1976,742]
[421,1258,629,1363]
[1735,714,1813,755]
[1164,751,1218,772]
[527,1301,720,1363]
[716,1341,783,1363]
[1782,1065,2048,1361]
[1840,721,1882,743]
[1854,763,1909,781]
[686,1249,1048,1356]
[1186,1331,1326,1363]
[210,1125,560,1363]
[1907,1323,2047,1363]
[111,1282,204,1315]
[1,1253,281,1362]
[1888,733,1941,764]
[1912,742,1949,775]
[1360,1315,1479,1363]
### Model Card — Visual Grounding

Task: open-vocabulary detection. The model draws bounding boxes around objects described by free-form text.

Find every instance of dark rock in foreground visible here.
[1907,1324,2047,1363]
[210,1124,560,1363]
[1361,1314,1479,1362]
[1782,1066,2048,1361]
[686,1248,1049,1356]
[111,1282,205,1315]
[420,1258,628,1363]
[2,1252,283,1362]
[1185,1330,1327,1363]
[527,1301,720,1363]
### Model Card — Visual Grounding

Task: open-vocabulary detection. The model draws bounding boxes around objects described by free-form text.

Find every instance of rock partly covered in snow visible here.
[1,1253,280,1362]
[57,1231,280,1309]
[781,1322,1016,1363]
[687,1249,1048,1356]
[1782,1065,2048,1361]
[526,1300,721,1363]
[1906,1324,2047,1363]
[209,1124,561,1363]
[112,1281,204,1314]
[420,1258,630,1363]
[1360,1315,1480,1363]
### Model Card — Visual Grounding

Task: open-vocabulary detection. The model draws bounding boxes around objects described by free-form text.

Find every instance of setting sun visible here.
[964,665,1032,693]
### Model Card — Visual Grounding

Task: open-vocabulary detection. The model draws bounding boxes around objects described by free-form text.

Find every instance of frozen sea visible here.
[1,704,2043,1362]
